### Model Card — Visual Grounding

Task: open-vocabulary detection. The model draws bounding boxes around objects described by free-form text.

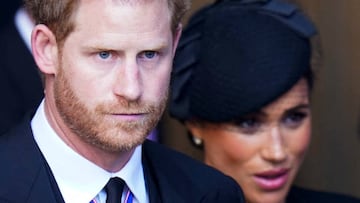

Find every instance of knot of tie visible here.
[105,177,125,203]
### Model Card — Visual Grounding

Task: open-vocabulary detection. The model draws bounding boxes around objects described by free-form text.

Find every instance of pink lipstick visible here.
[253,168,289,191]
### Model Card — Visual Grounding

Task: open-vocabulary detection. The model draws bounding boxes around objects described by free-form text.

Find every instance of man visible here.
[0,6,160,139]
[0,0,245,203]
[0,6,43,135]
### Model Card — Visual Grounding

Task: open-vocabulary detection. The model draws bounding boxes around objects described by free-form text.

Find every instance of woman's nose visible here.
[261,126,288,163]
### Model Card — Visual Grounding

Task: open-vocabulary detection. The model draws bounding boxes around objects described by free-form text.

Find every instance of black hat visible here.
[170,0,317,122]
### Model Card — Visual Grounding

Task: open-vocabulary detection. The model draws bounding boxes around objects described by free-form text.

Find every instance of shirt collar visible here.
[31,100,147,203]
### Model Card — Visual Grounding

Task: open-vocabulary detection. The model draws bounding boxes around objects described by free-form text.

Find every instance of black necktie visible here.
[105,177,125,203]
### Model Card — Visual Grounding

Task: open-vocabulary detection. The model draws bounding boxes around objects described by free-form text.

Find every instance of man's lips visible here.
[107,113,147,121]
[253,168,290,191]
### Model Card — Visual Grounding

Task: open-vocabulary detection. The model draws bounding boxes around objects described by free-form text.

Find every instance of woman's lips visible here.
[253,168,290,191]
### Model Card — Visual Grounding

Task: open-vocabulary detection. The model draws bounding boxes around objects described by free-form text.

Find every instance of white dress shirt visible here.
[31,100,149,203]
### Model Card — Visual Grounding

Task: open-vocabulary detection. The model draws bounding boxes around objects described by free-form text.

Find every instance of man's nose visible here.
[112,59,142,102]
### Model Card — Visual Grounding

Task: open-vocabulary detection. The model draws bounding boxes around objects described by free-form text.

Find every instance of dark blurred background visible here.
[0,0,22,27]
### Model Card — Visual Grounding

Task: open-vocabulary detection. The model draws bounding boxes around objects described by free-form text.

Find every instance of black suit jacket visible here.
[286,186,360,203]
[0,117,245,203]
[0,20,43,135]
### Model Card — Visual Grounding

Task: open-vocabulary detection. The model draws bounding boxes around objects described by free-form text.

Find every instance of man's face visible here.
[53,0,178,152]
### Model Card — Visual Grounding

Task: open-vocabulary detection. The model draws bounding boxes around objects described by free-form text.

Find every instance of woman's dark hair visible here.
[170,0,318,146]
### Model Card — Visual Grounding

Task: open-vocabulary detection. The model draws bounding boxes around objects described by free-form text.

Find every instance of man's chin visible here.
[88,127,149,152]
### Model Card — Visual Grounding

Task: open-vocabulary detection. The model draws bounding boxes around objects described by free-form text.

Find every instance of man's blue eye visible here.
[99,51,111,59]
[144,51,156,59]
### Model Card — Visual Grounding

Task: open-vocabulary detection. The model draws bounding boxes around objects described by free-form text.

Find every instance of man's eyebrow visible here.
[81,40,170,51]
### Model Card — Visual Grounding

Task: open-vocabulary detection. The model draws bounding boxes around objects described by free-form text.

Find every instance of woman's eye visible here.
[98,51,111,59]
[232,117,261,134]
[283,112,307,128]
[239,119,257,129]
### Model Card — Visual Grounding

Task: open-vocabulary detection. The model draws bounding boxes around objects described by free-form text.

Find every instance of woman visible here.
[169,0,360,202]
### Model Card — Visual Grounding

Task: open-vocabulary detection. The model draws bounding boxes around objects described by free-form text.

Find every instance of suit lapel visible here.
[142,154,162,203]
[0,117,64,203]
[142,140,186,203]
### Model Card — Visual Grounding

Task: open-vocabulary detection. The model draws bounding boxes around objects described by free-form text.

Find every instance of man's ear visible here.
[31,24,59,75]
[172,23,183,56]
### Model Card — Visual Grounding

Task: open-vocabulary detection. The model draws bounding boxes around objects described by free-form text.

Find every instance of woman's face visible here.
[187,79,311,203]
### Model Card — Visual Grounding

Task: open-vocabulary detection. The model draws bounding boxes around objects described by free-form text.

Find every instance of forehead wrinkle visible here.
[110,0,157,6]
[75,0,170,34]
[82,33,169,53]
[72,0,172,50]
